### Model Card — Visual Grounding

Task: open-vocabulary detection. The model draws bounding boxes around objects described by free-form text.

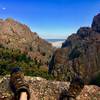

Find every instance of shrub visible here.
[0,46,53,80]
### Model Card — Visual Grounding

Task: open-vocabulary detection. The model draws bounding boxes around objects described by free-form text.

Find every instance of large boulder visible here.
[0,75,100,100]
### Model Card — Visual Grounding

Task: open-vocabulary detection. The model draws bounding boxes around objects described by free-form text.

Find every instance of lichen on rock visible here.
[0,75,100,100]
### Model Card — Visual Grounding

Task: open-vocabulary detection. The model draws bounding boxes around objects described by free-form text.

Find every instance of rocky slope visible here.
[0,18,53,64]
[49,13,100,85]
[0,75,100,100]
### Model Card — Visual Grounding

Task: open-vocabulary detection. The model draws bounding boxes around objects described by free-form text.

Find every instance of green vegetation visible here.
[24,67,54,80]
[0,45,53,80]
[89,72,100,87]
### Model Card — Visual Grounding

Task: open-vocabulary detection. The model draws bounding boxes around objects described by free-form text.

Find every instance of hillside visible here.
[0,18,53,64]
[0,45,55,80]
[0,18,55,79]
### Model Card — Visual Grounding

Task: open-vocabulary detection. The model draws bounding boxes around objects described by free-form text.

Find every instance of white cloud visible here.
[2,7,6,10]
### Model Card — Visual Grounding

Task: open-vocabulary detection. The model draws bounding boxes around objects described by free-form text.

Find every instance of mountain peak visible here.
[92,13,100,33]
[0,18,53,64]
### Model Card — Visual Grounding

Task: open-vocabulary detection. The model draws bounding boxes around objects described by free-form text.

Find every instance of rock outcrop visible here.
[0,18,53,64]
[92,13,100,33]
[0,75,100,100]
[49,13,100,85]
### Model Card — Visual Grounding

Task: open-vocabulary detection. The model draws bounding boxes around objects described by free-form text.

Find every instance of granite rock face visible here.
[49,14,100,85]
[0,18,53,64]
[0,75,100,100]
[92,13,100,33]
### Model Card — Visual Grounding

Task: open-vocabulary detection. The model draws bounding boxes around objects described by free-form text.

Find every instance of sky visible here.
[0,0,100,39]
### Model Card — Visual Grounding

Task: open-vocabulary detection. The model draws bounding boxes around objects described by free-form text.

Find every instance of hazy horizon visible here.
[0,0,100,39]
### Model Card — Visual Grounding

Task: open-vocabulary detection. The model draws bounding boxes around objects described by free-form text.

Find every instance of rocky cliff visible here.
[49,13,100,85]
[0,75,100,100]
[0,18,53,64]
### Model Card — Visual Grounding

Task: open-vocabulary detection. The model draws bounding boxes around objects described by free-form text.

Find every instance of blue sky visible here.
[0,0,100,39]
